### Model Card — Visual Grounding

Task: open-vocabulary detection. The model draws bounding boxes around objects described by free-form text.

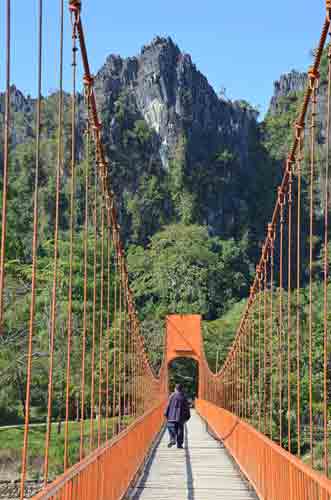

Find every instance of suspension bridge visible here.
[2,0,331,499]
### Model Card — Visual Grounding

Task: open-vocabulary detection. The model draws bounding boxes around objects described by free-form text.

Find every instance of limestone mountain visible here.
[1,36,280,253]
[263,57,328,220]
[93,36,279,245]
[269,70,307,116]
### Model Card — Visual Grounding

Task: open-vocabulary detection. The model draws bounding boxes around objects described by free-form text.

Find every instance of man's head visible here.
[175,383,183,392]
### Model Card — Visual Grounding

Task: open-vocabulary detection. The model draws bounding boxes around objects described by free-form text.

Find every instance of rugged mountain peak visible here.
[0,35,280,248]
[269,70,307,114]
[89,35,270,242]
[141,36,180,56]
[0,85,33,114]
[95,35,257,172]
[274,70,307,96]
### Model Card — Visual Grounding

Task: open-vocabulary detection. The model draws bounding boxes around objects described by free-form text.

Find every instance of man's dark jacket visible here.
[164,391,191,423]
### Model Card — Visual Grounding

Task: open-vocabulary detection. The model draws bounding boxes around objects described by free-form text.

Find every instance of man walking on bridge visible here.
[164,383,191,449]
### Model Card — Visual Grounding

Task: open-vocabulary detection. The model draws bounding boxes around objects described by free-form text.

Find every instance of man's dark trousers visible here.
[167,421,184,447]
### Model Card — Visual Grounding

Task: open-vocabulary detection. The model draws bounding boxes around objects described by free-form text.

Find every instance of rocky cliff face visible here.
[0,86,35,147]
[92,36,276,244]
[269,70,307,115]
[1,36,279,248]
[264,62,327,218]
[95,36,258,171]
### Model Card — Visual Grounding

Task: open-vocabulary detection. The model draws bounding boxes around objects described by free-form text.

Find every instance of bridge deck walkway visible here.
[130,411,257,500]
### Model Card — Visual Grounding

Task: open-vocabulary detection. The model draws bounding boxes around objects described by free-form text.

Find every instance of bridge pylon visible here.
[166,314,202,397]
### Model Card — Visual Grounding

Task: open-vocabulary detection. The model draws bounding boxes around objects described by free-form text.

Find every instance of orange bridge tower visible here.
[166,314,203,397]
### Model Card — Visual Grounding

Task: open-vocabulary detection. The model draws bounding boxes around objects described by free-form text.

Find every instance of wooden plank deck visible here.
[129,411,257,500]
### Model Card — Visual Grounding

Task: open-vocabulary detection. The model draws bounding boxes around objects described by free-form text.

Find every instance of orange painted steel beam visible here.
[166,314,203,397]
[166,314,202,365]
[196,399,331,500]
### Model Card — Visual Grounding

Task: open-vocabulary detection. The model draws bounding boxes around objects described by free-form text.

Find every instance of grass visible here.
[0,416,133,481]
[302,438,331,476]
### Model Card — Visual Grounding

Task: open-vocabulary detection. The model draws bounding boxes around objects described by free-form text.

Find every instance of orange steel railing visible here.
[0,0,167,497]
[33,402,166,500]
[198,0,331,494]
[196,400,331,500]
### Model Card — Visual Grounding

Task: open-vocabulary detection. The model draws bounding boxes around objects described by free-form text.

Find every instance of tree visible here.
[127,223,252,321]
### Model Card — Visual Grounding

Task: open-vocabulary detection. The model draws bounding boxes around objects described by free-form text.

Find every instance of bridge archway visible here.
[168,357,199,399]
[166,315,203,398]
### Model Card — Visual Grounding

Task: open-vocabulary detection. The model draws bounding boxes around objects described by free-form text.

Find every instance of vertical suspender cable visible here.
[240,335,243,417]
[237,342,239,415]
[245,326,249,419]
[127,298,132,413]
[80,89,91,460]
[20,2,43,497]
[118,244,123,428]
[246,323,249,419]
[323,40,331,476]
[251,307,255,421]
[112,228,118,436]
[309,70,318,468]
[129,295,134,416]
[239,338,242,417]
[122,264,127,424]
[242,332,244,416]
[269,225,274,439]
[249,322,251,419]
[105,224,111,441]
[44,0,64,481]
[279,192,284,447]
[244,328,247,418]
[64,8,78,470]
[263,257,268,433]
[296,126,303,458]
[242,333,245,417]
[287,164,293,454]
[98,202,105,446]
[90,143,98,450]
[0,0,11,329]
[258,269,262,432]
[133,313,137,418]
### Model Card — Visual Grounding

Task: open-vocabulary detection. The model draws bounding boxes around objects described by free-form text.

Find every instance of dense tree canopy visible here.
[127,224,253,321]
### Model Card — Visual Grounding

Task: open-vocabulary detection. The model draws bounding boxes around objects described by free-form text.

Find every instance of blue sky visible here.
[0,0,326,116]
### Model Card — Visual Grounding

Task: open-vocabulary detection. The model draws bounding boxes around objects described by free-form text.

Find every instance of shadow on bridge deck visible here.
[129,411,257,500]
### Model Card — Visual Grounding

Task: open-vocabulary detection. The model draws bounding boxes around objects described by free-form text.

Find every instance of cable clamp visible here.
[83,74,94,87]
[256,265,262,283]
[268,223,274,243]
[286,157,294,175]
[294,121,304,141]
[93,121,102,132]
[262,243,269,265]
[69,0,81,11]
[308,67,320,90]
[278,187,285,207]
[69,0,81,22]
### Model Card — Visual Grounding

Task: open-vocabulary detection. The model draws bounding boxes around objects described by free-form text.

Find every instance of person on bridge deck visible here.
[164,383,191,449]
